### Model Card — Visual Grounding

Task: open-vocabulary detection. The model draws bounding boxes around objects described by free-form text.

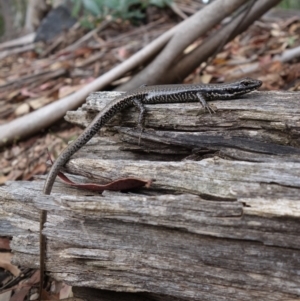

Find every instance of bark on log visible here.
[1,89,300,300]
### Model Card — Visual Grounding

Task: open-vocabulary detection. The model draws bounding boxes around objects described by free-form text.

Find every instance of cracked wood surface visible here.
[1,90,300,301]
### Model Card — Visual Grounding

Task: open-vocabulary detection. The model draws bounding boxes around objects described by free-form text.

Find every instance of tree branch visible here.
[165,0,282,83]
[119,0,251,90]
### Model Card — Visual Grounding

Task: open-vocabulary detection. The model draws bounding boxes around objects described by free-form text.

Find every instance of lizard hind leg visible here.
[132,98,146,145]
[196,92,216,114]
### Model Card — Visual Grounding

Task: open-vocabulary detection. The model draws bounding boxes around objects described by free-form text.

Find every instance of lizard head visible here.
[233,77,262,93]
[214,77,262,99]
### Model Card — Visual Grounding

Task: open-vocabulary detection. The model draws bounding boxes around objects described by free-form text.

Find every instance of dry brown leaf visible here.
[0,253,20,277]
[49,61,66,71]
[200,74,213,84]
[20,88,38,98]
[15,103,30,116]
[0,103,14,119]
[266,60,283,73]
[58,85,84,98]
[0,237,10,250]
[29,96,54,110]
[0,290,11,301]
[24,163,47,180]
[10,270,40,301]
[7,90,20,101]
[6,170,23,181]
[40,80,56,90]
[73,46,93,58]
[59,283,72,299]
[0,175,8,185]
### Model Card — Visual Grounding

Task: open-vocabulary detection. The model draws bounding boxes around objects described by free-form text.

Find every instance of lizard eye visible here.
[241,80,251,86]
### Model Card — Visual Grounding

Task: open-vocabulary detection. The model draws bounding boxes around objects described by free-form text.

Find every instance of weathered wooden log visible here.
[1,90,300,301]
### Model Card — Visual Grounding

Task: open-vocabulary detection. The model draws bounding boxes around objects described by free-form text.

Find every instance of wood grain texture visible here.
[1,90,300,300]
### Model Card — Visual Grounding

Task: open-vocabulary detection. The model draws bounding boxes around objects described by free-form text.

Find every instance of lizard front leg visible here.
[196,92,216,114]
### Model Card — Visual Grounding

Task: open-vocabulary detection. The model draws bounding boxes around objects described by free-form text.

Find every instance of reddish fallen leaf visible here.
[48,152,153,192]
[57,170,152,193]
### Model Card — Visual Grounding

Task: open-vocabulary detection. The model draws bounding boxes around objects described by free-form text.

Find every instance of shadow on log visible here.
[1,90,300,300]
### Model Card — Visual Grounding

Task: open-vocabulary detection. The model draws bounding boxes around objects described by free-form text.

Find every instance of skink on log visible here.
[39,78,262,297]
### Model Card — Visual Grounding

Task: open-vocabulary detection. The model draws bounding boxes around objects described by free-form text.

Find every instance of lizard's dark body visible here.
[39,78,261,298]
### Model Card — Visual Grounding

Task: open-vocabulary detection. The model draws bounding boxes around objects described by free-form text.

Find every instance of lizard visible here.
[39,77,262,299]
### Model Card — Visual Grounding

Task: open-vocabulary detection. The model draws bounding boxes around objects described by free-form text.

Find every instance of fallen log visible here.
[1,89,300,300]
